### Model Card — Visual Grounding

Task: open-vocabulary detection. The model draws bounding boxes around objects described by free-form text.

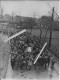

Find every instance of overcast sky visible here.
[0,1,59,17]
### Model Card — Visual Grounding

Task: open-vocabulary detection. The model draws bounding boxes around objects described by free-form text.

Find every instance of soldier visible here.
[48,55,55,79]
[48,59,53,78]
[51,58,56,69]
[10,55,16,70]
[28,55,33,70]
[47,55,51,67]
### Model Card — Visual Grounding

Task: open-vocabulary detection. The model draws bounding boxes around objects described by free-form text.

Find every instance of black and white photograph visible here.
[0,0,59,80]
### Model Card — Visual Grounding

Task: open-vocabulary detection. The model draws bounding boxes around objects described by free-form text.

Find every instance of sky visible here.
[0,1,59,18]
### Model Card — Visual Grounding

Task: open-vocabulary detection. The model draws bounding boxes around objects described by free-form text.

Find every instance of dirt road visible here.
[6,58,59,80]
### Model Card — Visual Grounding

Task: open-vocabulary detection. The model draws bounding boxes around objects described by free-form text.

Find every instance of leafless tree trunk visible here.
[39,27,42,41]
[43,26,48,43]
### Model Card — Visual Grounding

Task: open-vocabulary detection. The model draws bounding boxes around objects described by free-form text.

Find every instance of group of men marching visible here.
[10,32,56,72]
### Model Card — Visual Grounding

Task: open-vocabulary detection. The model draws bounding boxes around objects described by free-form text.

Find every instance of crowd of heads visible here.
[10,31,55,70]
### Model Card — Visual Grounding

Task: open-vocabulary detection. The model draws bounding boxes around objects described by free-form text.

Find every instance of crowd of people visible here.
[10,31,55,71]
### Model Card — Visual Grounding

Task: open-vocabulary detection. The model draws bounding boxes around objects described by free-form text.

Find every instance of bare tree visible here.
[43,26,48,43]
[29,12,36,35]
[38,18,42,42]
[19,13,21,30]
[11,12,14,24]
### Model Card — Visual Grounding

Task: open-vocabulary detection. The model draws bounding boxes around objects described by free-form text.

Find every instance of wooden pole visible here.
[4,29,26,42]
[34,42,47,64]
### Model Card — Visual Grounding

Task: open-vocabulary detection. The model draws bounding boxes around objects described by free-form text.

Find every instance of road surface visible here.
[6,58,59,80]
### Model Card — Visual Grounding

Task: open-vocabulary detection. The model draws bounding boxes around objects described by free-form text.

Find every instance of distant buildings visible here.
[0,14,59,35]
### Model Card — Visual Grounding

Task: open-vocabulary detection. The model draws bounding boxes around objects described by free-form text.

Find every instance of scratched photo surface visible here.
[0,0,59,80]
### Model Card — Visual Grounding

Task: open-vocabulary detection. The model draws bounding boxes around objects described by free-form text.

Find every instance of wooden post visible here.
[34,42,47,64]
[4,29,26,42]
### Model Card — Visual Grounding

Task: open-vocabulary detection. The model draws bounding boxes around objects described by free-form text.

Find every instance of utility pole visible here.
[49,7,54,47]
[20,15,21,30]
